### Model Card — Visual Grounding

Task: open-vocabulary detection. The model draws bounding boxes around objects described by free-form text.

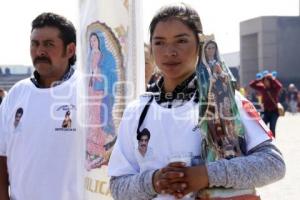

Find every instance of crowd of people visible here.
[230,71,300,138]
[245,72,300,115]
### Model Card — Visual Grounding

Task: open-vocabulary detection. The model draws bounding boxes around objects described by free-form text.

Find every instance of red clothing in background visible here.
[249,78,282,111]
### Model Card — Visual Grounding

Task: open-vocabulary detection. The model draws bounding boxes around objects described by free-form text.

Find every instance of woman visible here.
[108,3,285,200]
[249,73,282,137]
[287,83,298,114]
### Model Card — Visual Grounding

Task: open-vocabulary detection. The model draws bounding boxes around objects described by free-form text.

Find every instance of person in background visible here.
[108,3,285,200]
[287,83,298,114]
[0,12,84,200]
[278,87,288,112]
[0,89,7,105]
[249,72,282,137]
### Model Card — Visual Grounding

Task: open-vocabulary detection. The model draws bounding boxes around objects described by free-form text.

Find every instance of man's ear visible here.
[66,43,76,59]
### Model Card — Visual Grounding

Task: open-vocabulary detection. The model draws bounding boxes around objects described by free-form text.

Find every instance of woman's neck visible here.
[163,80,177,93]
[207,56,214,61]
[162,72,194,93]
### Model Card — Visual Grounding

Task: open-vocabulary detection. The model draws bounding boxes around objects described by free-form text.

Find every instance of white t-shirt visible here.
[108,92,271,200]
[0,71,84,200]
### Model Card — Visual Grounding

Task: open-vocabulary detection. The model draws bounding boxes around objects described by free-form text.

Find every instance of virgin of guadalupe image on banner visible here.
[85,22,123,172]
[79,0,143,198]
[82,20,125,200]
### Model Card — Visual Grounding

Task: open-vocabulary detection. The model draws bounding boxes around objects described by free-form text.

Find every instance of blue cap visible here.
[272,70,277,78]
[262,70,269,77]
[256,72,263,79]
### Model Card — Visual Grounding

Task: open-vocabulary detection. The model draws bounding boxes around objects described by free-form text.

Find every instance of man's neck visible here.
[39,77,62,88]
[31,66,74,88]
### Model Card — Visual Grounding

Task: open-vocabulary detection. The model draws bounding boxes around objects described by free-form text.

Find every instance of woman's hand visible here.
[175,164,209,197]
[153,162,209,198]
[153,162,186,195]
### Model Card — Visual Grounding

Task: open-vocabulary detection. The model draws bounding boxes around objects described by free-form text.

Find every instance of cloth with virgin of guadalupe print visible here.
[195,39,260,199]
[196,39,246,162]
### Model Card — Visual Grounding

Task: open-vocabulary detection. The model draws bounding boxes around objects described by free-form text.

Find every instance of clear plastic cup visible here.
[168,152,194,200]
[168,152,193,166]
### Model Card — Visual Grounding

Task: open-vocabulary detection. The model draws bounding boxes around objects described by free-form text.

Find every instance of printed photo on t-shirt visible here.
[14,107,23,129]
[62,110,72,128]
[137,128,151,157]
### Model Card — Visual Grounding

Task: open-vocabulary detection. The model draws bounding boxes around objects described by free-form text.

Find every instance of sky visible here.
[0,0,298,65]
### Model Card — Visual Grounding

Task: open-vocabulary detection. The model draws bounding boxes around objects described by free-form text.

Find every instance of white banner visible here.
[78,0,144,199]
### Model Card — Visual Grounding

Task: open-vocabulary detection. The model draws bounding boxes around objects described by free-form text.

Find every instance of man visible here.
[0,13,84,200]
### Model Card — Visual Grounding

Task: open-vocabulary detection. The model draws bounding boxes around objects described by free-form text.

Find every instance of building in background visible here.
[222,52,240,84]
[240,16,300,88]
[0,65,33,91]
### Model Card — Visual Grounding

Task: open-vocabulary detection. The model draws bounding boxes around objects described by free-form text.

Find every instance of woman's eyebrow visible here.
[174,33,190,38]
[153,33,190,40]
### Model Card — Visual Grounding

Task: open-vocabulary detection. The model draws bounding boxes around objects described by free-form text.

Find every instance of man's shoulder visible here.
[0,78,32,112]
[9,78,32,93]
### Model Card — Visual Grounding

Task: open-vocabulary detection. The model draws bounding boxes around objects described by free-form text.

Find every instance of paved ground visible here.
[257,112,300,200]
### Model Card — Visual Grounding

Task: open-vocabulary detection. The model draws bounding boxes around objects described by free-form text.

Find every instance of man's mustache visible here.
[34,56,51,65]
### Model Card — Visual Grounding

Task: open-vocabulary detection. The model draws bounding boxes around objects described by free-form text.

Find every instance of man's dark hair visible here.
[65,110,71,116]
[31,12,77,66]
[15,108,23,117]
[137,128,151,141]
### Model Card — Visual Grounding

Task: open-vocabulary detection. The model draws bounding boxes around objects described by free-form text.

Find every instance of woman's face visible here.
[90,35,99,50]
[205,43,216,60]
[263,78,271,88]
[151,19,198,87]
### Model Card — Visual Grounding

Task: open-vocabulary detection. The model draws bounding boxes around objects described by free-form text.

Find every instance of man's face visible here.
[0,91,4,97]
[15,113,22,123]
[138,135,149,156]
[30,26,75,84]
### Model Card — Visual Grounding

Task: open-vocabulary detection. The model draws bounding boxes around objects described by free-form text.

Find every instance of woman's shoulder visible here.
[123,92,156,114]
[234,90,251,108]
